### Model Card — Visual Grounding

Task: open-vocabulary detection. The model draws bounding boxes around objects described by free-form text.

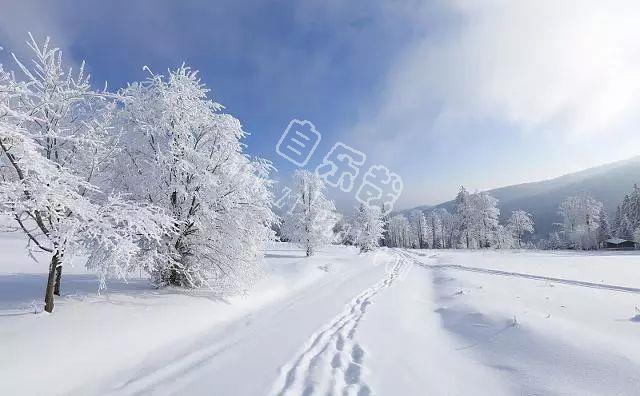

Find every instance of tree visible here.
[494,225,515,249]
[439,208,456,249]
[508,210,535,248]
[283,170,337,256]
[454,186,473,248]
[351,204,385,252]
[409,210,428,248]
[454,188,500,248]
[626,184,640,233]
[558,195,603,250]
[613,205,623,238]
[386,214,412,248]
[0,35,172,312]
[470,192,500,248]
[332,214,352,245]
[425,210,441,249]
[596,206,611,248]
[618,195,634,239]
[113,65,276,288]
[613,185,640,240]
[547,232,565,250]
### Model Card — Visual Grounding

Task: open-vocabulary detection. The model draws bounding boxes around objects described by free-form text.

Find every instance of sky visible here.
[1,0,640,211]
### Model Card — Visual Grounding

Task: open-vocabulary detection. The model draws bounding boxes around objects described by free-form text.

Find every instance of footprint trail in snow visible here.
[271,253,406,396]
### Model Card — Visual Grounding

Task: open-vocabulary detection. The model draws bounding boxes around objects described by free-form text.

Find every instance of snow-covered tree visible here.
[424,208,457,249]
[596,206,612,248]
[113,65,276,288]
[612,205,623,238]
[283,170,337,256]
[494,224,516,249]
[469,192,500,248]
[548,231,565,249]
[440,208,457,249]
[612,185,640,240]
[558,195,603,250]
[633,227,640,246]
[351,204,385,252]
[454,186,473,248]
[332,213,352,245]
[454,188,500,248]
[625,185,640,232]
[0,35,172,312]
[425,210,441,249]
[616,195,634,239]
[409,210,428,248]
[386,214,412,248]
[507,210,535,248]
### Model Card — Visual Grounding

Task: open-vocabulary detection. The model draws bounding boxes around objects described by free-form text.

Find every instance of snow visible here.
[403,249,640,395]
[2,239,640,395]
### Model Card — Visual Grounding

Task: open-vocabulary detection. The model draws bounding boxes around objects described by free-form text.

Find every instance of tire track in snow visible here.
[400,250,640,295]
[271,253,405,396]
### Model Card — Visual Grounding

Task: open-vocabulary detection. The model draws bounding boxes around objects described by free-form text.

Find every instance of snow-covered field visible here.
[2,240,640,395]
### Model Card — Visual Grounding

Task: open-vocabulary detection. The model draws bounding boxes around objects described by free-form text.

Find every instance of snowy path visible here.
[270,253,405,396]
[78,247,398,396]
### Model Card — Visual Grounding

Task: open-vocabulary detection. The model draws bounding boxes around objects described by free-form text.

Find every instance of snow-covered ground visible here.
[2,240,640,395]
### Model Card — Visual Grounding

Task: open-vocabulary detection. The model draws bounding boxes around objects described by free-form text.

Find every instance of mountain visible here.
[408,156,640,238]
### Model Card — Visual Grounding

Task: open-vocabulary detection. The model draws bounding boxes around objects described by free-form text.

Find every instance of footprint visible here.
[272,252,406,396]
[344,363,361,385]
[358,385,372,396]
[302,384,314,396]
[351,344,364,364]
[336,334,345,351]
[331,353,342,368]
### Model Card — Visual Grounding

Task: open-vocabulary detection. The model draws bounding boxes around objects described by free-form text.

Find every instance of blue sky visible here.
[2,0,640,211]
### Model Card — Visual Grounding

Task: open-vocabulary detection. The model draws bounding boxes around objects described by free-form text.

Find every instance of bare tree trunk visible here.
[54,261,63,296]
[44,252,60,313]
[168,264,182,286]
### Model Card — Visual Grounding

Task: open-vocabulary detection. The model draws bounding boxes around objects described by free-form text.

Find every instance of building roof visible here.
[606,238,632,244]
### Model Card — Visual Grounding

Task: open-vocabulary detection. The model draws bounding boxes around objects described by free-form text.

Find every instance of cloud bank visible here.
[350,0,640,206]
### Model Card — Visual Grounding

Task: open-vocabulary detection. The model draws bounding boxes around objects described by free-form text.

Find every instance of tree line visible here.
[278,171,640,255]
[280,180,640,254]
[370,185,640,251]
[380,187,534,250]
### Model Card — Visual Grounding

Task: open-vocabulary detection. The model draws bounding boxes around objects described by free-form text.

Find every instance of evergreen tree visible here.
[596,206,611,248]
[613,205,623,237]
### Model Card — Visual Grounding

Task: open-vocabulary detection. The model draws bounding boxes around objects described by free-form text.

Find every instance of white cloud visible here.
[355,0,640,141]
[457,1,639,133]
[345,0,640,207]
